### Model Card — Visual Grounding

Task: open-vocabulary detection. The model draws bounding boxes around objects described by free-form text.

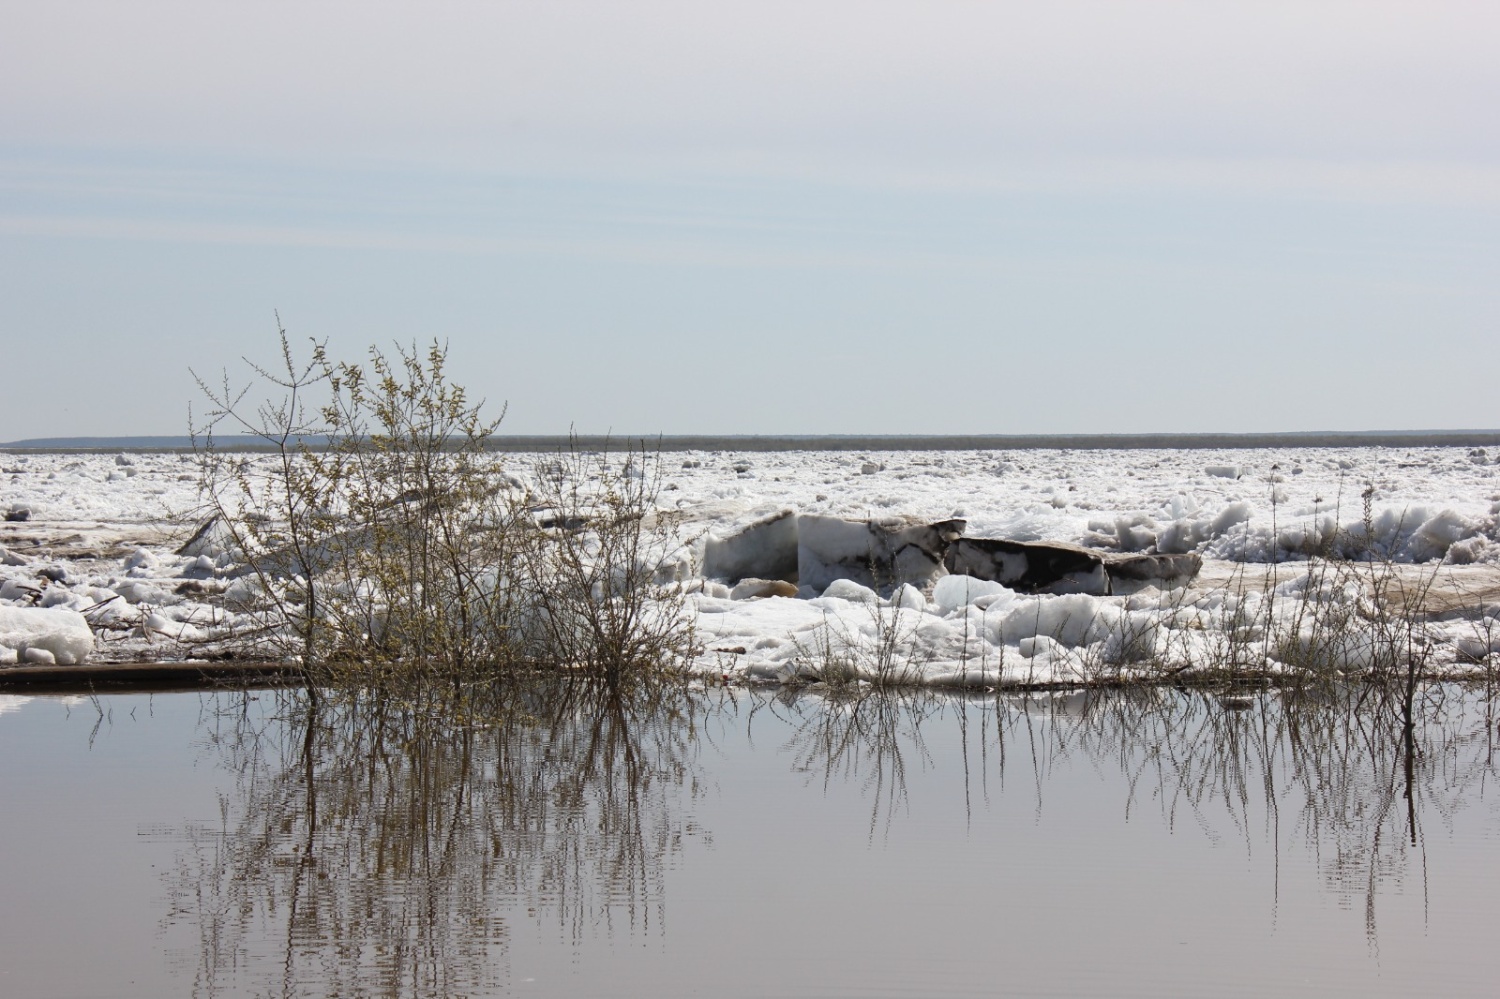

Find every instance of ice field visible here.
[1,445,1498,683]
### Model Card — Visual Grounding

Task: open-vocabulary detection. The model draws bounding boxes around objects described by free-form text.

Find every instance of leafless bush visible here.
[518,438,698,680]
[191,323,694,685]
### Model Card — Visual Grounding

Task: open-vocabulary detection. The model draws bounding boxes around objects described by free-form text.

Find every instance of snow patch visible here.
[0,606,93,665]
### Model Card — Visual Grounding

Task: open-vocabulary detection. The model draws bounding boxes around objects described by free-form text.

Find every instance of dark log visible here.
[0,660,304,691]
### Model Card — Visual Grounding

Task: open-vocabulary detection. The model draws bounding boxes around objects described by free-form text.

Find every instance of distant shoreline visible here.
[4,431,1499,453]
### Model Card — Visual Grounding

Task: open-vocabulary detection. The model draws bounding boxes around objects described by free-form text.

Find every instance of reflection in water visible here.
[759,679,1497,946]
[164,678,1499,995]
[165,679,710,998]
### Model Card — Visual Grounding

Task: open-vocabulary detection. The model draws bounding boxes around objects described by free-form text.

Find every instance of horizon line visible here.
[5,430,1499,453]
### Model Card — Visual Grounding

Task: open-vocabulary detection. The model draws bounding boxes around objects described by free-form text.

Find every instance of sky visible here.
[1,1,1496,439]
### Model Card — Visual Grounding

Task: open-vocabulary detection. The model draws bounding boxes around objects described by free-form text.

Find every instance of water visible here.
[1,682,1497,998]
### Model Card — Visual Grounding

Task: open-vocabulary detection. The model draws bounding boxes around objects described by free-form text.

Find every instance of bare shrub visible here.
[191,324,693,683]
[518,439,698,680]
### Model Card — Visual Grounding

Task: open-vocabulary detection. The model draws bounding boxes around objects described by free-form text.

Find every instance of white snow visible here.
[1,445,1497,678]
[931,574,1011,613]
[0,606,94,665]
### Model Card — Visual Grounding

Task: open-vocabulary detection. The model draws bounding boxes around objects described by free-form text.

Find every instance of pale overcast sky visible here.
[1,1,1496,439]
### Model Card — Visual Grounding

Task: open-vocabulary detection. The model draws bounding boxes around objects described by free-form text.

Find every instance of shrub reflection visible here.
[768,679,1498,943]
[165,677,1498,994]
[166,677,709,999]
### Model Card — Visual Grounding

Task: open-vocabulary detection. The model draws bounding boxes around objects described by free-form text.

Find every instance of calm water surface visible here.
[1,682,1497,998]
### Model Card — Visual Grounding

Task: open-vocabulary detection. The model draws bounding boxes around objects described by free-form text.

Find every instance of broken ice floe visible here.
[698,512,1202,598]
[0,607,94,665]
[3,446,1498,676]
